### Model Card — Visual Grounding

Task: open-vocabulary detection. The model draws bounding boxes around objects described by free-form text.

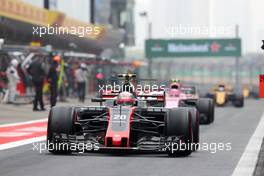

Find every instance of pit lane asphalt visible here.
[0,99,263,176]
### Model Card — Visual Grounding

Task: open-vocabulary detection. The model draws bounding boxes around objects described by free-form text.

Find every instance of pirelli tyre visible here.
[188,108,200,151]
[165,108,193,157]
[47,106,76,154]
[208,99,215,123]
[196,98,214,124]
[233,94,244,108]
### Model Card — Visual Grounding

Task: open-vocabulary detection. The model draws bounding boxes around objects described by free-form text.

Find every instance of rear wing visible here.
[118,74,136,79]
[100,90,119,99]
[137,93,165,102]
[93,91,165,106]
[180,86,196,94]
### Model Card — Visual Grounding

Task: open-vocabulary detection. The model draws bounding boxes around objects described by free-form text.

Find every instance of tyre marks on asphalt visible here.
[0,119,47,150]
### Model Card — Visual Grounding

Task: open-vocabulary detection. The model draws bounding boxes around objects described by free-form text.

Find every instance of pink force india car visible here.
[165,81,215,124]
[139,81,214,149]
[143,81,215,124]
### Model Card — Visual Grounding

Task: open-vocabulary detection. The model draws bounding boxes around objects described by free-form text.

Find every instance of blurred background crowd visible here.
[0,0,263,109]
[0,46,139,110]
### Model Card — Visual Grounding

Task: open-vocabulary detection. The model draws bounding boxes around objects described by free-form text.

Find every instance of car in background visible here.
[206,84,244,107]
[242,85,258,99]
[242,85,250,98]
[165,81,214,125]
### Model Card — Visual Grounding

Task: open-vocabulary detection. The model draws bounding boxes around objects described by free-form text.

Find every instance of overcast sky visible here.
[135,0,264,54]
[21,0,264,54]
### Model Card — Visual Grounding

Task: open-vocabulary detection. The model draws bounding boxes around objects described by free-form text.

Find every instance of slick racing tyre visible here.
[233,94,244,108]
[47,106,76,154]
[166,108,193,157]
[188,108,200,151]
[207,99,214,123]
[196,98,214,124]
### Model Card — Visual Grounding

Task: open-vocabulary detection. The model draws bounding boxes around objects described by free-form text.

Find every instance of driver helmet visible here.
[170,82,181,90]
[169,82,181,96]
[218,85,225,91]
[116,91,135,106]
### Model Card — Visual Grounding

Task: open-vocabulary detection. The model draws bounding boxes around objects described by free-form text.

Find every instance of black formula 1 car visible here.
[47,91,199,157]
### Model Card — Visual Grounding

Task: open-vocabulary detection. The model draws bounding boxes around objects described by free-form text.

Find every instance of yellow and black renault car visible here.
[206,84,244,107]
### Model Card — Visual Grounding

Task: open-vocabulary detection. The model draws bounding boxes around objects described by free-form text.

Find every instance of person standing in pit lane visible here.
[47,55,60,108]
[75,63,88,103]
[28,56,46,111]
[6,59,20,104]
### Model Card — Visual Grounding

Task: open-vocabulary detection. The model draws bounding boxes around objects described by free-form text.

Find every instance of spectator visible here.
[75,63,87,102]
[57,57,66,102]
[47,56,59,108]
[65,63,75,97]
[28,56,46,111]
[6,59,19,104]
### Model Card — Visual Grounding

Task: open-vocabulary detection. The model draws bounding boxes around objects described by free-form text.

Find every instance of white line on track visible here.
[0,136,46,150]
[232,111,264,176]
[0,119,48,150]
[0,118,47,128]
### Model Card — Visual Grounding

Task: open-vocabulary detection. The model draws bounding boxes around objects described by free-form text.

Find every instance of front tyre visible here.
[233,94,244,108]
[208,99,215,123]
[196,98,214,124]
[166,108,193,157]
[189,108,199,151]
[47,106,76,154]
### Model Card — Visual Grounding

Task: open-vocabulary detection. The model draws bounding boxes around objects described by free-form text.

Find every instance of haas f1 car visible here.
[47,75,199,157]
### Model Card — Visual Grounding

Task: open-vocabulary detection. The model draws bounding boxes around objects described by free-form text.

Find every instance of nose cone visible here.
[169,89,181,96]
[112,134,122,146]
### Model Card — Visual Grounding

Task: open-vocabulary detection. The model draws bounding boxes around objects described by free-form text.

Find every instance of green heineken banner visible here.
[145,38,241,58]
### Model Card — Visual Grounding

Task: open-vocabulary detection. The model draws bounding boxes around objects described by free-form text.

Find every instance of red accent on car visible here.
[105,107,135,147]
[116,98,135,104]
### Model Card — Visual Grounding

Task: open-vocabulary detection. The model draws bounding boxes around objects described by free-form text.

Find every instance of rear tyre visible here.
[233,94,244,108]
[47,106,75,154]
[208,99,215,123]
[166,108,193,157]
[196,98,213,124]
[189,108,199,151]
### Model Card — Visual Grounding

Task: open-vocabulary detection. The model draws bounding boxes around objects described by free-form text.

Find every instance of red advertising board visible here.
[260,75,264,98]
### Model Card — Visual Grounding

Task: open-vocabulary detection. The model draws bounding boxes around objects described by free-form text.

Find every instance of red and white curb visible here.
[232,111,264,176]
[0,119,47,150]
